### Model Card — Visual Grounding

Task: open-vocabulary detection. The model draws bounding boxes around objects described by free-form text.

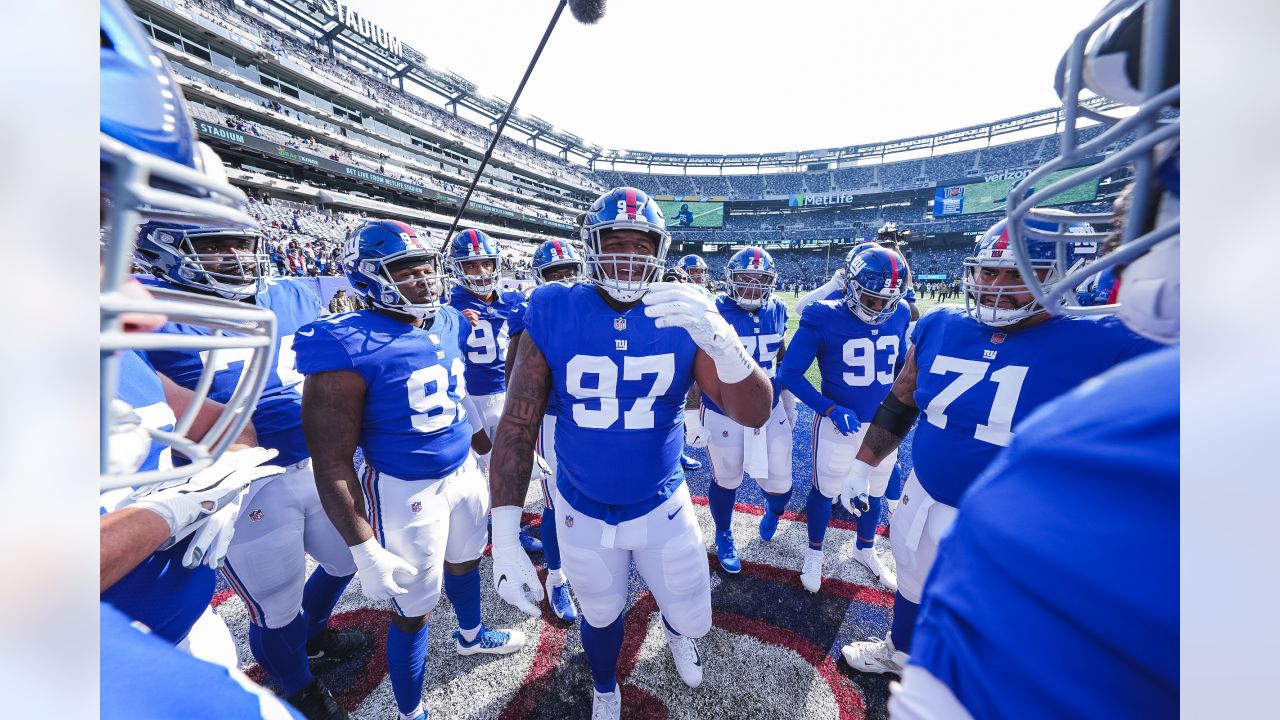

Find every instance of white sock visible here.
[399,704,424,720]
[546,567,566,586]
[458,625,479,643]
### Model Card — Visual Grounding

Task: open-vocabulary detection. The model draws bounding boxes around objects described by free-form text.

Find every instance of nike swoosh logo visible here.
[693,646,702,667]
[667,507,682,520]
[496,574,508,590]
[297,328,315,337]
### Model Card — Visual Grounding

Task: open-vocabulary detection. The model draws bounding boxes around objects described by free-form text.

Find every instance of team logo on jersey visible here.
[613,317,626,331]
[411,501,422,513]
[248,509,264,522]
[615,339,628,350]
[436,351,446,359]
[991,332,1007,344]
[983,349,998,360]
[564,515,574,528]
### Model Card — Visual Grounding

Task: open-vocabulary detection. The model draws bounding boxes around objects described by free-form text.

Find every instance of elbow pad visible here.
[871,394,919,439]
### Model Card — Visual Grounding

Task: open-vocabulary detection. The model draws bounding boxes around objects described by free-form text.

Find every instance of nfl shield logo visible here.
[991,332,1007,344]
[565,515,574,528]
[410,501,422,513]
[613,317,626,331]
[902,495,910,506]
[249,510,264,522]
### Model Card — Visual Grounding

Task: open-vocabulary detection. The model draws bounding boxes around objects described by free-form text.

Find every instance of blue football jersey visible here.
[702,295,787,414]
[525,283,698,522]
[111,350,176,488]
[507,297,529,338]
[101,602,305,719]
[910,306,1159,507]
[802,299,911,421]
[294,308,472,480]
[449,285,526,396]
[912,347,1178,719]
[140,277,321,465]
[102,350,215,646]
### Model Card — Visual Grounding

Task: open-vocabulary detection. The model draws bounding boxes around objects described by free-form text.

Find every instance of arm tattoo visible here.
[490,335,550,509]
[302,371,371,546]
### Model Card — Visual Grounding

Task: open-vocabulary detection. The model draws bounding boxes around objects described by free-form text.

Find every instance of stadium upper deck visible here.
[127,0,1158,248]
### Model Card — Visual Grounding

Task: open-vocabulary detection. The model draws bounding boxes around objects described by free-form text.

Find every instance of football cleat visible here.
[454,625,527,656]
[285,676,349,720]
[592,687,622,720]
[758,510,781,541]
[715,530,741,574]
[800,548,824,593]
[680,453,703,471]
[853,547,898,592]
[306,627,369,665]
[841,635,907,676]
[663,626,704,688]
[545,575,579,622]
[519,528,544,553]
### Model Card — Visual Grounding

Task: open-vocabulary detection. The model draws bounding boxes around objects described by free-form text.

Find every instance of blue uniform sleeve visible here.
[904,287,916,304]
[508,301,529,337]
[293,322,356,375]
[778,308,833,416]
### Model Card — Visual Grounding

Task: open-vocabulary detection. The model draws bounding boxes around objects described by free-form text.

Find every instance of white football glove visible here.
[491,505,544,616]
[349,537,418,602]
[642,282,755,385]
[781,391,798,429]
[683,409,708,449]
[131,447,284,544]
[531,453,552,484]
[840,459,874,517]
[182,484,249,570]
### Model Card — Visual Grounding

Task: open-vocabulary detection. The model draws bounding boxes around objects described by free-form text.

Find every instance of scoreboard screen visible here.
[933,166,1099,217]
[658,200,724,228]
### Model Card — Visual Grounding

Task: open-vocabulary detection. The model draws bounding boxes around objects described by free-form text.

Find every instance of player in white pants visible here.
[698,246,794,574]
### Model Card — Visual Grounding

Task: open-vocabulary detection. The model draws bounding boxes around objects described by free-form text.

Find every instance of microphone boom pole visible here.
[441,0,570,250]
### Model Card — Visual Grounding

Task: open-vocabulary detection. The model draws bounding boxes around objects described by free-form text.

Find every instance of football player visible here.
[296,221,526,720]
[778,246,910,593]
[893,0,1179,715]
[486,187,772,719]
[99,0,300,713]
[699,247,795,573]
[446,228,544,553]
[677,253,711,288]
[135,218,366,719]
[836,210,1161,676]
[502,238,586,622]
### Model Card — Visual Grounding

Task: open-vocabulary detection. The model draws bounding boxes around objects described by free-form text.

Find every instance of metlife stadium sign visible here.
[787,192,861,207]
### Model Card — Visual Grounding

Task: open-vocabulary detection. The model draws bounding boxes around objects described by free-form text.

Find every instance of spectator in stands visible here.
[328,289,352,314]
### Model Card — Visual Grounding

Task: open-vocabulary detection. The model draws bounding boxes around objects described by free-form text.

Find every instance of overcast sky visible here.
[349,0,1104,155]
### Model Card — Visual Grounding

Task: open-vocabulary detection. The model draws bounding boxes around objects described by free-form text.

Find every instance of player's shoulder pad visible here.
[801,298,842,322]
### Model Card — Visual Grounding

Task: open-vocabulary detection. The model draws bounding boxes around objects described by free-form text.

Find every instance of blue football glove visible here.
[827,406,861,436]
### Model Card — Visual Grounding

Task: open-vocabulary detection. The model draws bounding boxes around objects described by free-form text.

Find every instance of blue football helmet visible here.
[100,0,276,490]
[448,228,502,295]
[844,246,908,325]
[531,239,584,285]
[581,187,671,303]
[345,220,447,319]
[678,254,710,286]
[1004,0,1179,343]
[963,210,1097,327]
[135,222,269,299]
[724,247,777,311]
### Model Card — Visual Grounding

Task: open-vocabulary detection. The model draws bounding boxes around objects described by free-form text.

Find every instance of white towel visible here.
[744,425,769,480]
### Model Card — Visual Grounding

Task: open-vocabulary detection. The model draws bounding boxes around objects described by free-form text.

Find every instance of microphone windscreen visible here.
[566,0,606,24]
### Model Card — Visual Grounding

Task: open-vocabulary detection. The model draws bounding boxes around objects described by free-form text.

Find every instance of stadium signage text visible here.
[317,0,402,58]
[788,193,860,207]
[196,121,246,145]
[982,169,1033,182]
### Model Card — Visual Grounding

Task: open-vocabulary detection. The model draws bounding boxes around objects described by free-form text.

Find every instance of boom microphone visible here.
[567,0,606,24]
[441,0,608,251]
